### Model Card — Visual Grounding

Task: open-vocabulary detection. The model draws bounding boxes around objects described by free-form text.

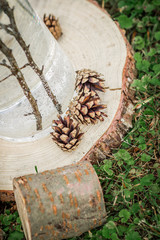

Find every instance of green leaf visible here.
[149,184,160,194]
[153,0,160,5]
[148,48,156,57]
[134,218,140,224]
[141,153,151,162]
[16,225,22,232]
[133,36,145,50]
[5,210,10,215]
[140,174,155,186]
[148,78,160,86]
[3,216,11,226]
[134,52,142,62]
[144,4,155,12]
[105,221,117,230]
[103,160,112,169]
[125,231,141,240]
[102,226,110,238]
[111,233,119,240]
[152,64,160,74]
[118,225,128,236]
[8,231,24,240]
[138,144,147,150]
[16,217,21,224]
[118,15,133,29]
[119,209,131,223]
[114,149,131,161]
[124,189,132,198]
[155,31,160,41]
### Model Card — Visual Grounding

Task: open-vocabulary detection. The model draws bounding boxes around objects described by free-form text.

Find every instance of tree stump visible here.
[13,161,106,240]
[0,0,135,200]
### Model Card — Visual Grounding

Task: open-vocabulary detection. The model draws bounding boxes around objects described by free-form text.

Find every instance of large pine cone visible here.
[75,69,107,97]
[69,93,107,124]
[43,14,62,40]
[51,115,83,151]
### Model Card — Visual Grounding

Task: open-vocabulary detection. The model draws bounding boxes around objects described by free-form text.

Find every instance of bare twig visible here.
[0,0,62,114]
[0,38,42,130]
[0,61,11,69]
[0,73,12,83]
[0,23,13,35]
[0,63,30,83]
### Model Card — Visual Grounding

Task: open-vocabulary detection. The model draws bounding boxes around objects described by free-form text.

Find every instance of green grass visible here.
[0,0,160,239]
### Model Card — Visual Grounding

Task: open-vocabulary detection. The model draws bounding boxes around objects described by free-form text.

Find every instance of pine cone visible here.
[51,115,83,151]
[69,93,107,124]
[75,69,107,97]
[43,14,62,40]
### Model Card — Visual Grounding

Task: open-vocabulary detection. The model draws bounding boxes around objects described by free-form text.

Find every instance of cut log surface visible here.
[13,161,106,240]
[0,0,135,195]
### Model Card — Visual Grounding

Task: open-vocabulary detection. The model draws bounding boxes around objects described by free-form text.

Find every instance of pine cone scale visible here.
[51,115,83,151]
[43,14,62,40]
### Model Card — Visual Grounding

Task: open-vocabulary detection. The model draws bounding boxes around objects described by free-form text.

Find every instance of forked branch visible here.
[0,0,62,114]
[0,38,42,130]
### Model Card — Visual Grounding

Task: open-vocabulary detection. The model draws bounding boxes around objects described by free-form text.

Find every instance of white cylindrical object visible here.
[0,0,75,140]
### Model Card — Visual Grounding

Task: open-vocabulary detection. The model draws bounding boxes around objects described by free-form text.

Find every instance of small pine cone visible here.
[75,69,107,97]
[69,93,107,124]
[51,115,83,151]
[43,14,62,40]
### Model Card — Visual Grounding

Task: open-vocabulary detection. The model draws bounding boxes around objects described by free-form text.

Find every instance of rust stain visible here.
[84,169,89,175]
[63,220,66,227]
[34,233,38,237]
[57,169,61,173]
[74,224,78,232]
[62,212,70,219]
[27,206,31,213]
[42,183,48,192]
[67,221,72,229]
[63,175,69,185]
[77,208,80,216]
[46,225,52,230]
[74,197,78,208]
[98,206,101,210]
[86,163,90,168]
[52,205,57,215]
[89,167,94,174]
[66,213,70,219]
[48,192,54,202]
[28,177,32,181]
[96,190,101,202]
[42,183,54,202]
[77,170,82,176]
[62,212,65,219]
[69,193,74,206]
[94,219,97,225]
[52,230,55,236]
[34,189,45,213]
[59,194,64,204]
[75,172,81,182]
[40,226,43,231]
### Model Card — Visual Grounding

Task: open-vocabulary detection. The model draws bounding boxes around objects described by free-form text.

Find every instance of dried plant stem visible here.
[0,38,42,130]
[0,0,62,114]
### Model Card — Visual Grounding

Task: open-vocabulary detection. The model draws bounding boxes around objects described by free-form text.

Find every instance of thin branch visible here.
[0,0,62,114]
[0,63,30,83]
[0,38,42,130]
[0,73,12,83]
[0,62,11,69]
[0,23,13,35]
